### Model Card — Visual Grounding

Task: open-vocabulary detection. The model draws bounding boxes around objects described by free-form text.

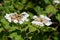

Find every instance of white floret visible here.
[21,12,29,17]
[19,21,23,24]
[32,15,52,26]
[40,15,45,18]
[53,0,60,4]
[32,21,44,26]
[13,20,18,23]
[25,19,29,21]
[40,15,51,20]
[5,14,10,19]
[44,22,52,26]
[5,14,12,22]
[8,18,11,22]
[19,15,29,24]
[5,12,29,24]
[33,15,38,19]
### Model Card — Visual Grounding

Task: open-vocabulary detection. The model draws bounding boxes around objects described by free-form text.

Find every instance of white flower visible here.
[40,15,51,21]
[7,18,11,22]
[33,15,38,19]
[5,12,29,24]
[13,20,18,23]
[44,22,52,26]
[19,21,23,24]
[21,12,29,17]
[25,19,29,21]
[32,21,44,26]
[5,14,11,22]
[53,0,60,4]
[32,15,52,26]
[19,12,29,24]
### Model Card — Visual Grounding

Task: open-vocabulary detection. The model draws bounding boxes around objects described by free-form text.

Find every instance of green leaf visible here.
[4,1,10,6]
[21,0,27,4]
[3,6,10,13]
[1,18,10,29]
[56,14,60,22]
[21,27,28,32]
[9,5,15,12]
[9,32,24,40]
[40,27,56,32]
[25,2,34,9]
[0,6,3,11]
[8,27,17,32]
[54,36,58,40]
[34,6,43,15]
[44,0,51,4]
[29,25,37,32]
[0,28,3,32]
[14,2,24,10]
[45,5,57,14]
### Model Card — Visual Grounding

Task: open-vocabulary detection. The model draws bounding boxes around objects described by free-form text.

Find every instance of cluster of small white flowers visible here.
[53,0,60,4]
[5,12,29,24]
[5,12,52,26]
[32,15,52,26]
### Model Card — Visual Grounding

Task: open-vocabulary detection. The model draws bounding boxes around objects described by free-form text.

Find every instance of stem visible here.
[48,13,54,18]
[55,24,60,30]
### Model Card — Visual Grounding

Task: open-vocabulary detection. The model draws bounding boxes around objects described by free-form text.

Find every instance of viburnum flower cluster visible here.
[5,12,52,26]
[5,12,29,24]
[32,15,52,26]
[53,0,60,4]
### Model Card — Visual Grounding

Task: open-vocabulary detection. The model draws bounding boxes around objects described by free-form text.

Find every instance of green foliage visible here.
[45,5,57,14]
[25,2,34,9]
[1,18,10,29]
[0,0,60,40]
[44,0,51,4]
[56,14,60,22]
[28,25,37,32]
[34,6,43,15]
[14,2,24,10]
[21,0,27,4]
[9,32,24,40]
[0,28,3,32]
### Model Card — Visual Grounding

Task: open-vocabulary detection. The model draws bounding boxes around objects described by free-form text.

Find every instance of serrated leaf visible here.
[45,5,57,14]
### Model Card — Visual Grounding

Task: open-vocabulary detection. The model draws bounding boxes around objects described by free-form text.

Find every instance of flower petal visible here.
[32,21,44,26]
[8,18,11,22]
[21,12,29,17]
[45,22,52,26]
[13,20,18,23]
[33,15,38,19]
[19,21,23,24]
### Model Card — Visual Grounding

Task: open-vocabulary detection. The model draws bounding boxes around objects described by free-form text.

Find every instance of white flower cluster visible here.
[32,15,52,26]
[5,12,29,24]
[5,12,52,26]
[53,0,60,4]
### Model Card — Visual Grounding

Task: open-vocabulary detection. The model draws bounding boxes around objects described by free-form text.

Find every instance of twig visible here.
[48,13,54,18]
